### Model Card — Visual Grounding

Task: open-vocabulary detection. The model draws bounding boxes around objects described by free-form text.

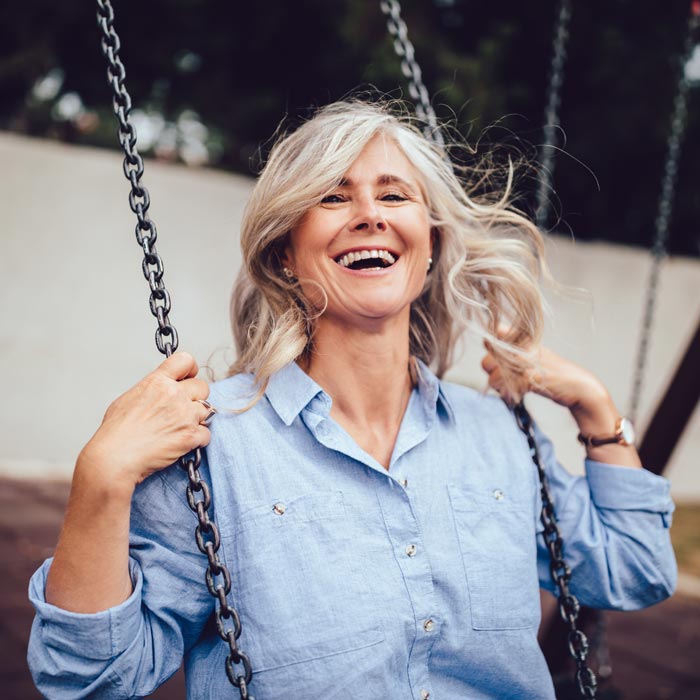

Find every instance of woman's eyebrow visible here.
[377,173,417,190]
[336,174,418,191]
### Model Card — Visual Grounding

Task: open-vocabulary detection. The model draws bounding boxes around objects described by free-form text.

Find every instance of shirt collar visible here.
[265,358,454,427]
[414,358,454,423]
[265,361,328,426]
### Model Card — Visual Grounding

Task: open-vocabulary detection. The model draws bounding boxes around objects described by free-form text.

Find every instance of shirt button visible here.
[272,503,286,515]
[423,618,435,632]
[493,489,505,501]
[405,543,417,557]
[399,478,408,488]
[420,690,430,699]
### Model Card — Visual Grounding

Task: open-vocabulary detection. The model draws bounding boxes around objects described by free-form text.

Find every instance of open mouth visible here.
[334,249,398,271]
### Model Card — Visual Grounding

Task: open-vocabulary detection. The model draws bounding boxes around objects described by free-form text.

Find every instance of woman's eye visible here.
[381,192,408,202]
[320,194,345,204]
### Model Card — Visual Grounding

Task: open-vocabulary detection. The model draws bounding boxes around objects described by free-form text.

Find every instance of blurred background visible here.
[1,1,699,698]
[3,0,699,253]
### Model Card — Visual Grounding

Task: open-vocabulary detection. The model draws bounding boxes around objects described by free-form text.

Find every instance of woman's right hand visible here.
[78,352,213,493]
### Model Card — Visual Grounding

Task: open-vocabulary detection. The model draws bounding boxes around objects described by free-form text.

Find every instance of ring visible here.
[196,399,217,426]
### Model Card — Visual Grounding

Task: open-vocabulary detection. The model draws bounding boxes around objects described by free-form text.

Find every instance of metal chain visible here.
[380,0,445,147]
[380,2,592,694]
[514,404,597,699]
[628,6,700,423]
[380,1,594,695]
[95,2,253,696]
[535,0,573,229]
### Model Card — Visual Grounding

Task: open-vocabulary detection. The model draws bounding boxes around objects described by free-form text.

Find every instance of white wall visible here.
[1,133,698,499]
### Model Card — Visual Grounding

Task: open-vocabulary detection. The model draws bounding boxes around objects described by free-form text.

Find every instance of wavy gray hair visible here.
[229,99,550,398]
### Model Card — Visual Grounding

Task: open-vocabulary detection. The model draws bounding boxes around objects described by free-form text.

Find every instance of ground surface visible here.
[2,477,699,700]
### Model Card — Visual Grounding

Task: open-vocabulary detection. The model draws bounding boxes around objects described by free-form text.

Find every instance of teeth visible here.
[336,249,397,268]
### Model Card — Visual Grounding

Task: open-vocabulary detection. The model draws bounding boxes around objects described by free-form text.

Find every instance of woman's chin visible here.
[325,300,412,329]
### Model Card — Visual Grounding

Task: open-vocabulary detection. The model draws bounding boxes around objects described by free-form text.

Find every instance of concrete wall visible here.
[1,132,698,499]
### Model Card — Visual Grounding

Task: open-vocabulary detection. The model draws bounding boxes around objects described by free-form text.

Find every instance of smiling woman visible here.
[27,99,676,700]
[232,101,549,401]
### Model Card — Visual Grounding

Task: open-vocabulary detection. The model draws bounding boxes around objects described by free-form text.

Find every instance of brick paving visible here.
[2,477,698,700]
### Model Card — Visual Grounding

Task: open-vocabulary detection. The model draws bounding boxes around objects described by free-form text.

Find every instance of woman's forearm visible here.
[44,352,211,613]
[45,450,135,613]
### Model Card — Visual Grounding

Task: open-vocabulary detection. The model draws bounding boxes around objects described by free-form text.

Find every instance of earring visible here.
[427,257,433,271]
[282,267,295,279]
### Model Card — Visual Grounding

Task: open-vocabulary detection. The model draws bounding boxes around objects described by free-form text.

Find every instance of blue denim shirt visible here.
[28,360,676,699]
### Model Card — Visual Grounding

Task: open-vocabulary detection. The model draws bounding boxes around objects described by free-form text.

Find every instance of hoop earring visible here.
[282,267,295,279]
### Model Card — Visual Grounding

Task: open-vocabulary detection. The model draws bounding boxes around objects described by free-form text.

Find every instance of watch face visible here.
[620,418,635,445]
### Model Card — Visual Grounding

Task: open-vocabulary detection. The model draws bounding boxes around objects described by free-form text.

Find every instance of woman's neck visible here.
[302,316,413,469]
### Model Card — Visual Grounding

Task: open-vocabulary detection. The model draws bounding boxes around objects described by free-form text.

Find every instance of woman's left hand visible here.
[481,336,642,467]
[480,340,610,417]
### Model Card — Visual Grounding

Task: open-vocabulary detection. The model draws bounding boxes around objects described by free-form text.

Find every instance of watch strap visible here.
[577,433,621,448]
[577,417,635,448]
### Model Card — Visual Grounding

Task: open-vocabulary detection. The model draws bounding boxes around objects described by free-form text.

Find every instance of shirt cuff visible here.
[29,557,144,660]
[585,459,674,514]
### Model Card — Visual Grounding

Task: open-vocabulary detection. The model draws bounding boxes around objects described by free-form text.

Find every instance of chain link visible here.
[514,403,597,699]
[535,0,573,229]
[380,0,445,148]
[628,8,700,423]
[95,2,253,696]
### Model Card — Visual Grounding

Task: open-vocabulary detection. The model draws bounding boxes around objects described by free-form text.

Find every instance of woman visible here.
[28,101,676,699]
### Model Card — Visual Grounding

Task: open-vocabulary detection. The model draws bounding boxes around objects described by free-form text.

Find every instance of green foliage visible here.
[1,0,697,256]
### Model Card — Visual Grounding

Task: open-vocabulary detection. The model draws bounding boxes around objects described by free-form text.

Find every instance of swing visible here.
[95,1,598,697]
[521,3,699,695]
[628,3,700,424]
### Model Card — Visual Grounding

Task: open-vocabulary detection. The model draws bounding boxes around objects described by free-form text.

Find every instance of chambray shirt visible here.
[28,360,676,700]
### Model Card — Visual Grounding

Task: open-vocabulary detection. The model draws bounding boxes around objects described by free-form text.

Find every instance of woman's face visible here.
[284,134,432,329]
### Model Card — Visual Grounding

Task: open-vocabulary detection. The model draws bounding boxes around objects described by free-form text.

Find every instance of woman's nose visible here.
[349,197,387,233]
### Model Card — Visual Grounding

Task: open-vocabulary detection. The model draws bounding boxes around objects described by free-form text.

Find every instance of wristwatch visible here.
[577,417,636,448]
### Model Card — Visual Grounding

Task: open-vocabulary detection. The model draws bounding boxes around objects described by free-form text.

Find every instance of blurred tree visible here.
[0,0,697,256]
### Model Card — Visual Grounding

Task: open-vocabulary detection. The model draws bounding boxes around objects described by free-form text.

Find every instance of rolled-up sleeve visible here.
[28,558,144,697]
[27,462,215,699]
[534,424,677,610]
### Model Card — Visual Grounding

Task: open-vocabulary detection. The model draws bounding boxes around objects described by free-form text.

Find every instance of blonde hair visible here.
[229,99,550,398]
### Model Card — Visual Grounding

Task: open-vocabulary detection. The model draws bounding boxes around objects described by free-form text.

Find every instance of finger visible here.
[488,369,522,406]
[194,425,212,448]
[179,425,212,454]
[495,323,511,339]
[193,399,217,426]
[180,378,210,401]
[481,353,497,373]
[157,352,199,381]
[487,366,504,391]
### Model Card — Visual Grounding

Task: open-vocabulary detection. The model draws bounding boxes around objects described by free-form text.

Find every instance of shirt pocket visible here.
[448,485,540,630]
[221,489,384,673]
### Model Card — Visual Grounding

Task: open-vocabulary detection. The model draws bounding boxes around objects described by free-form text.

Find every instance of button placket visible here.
[374,465,437,700]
